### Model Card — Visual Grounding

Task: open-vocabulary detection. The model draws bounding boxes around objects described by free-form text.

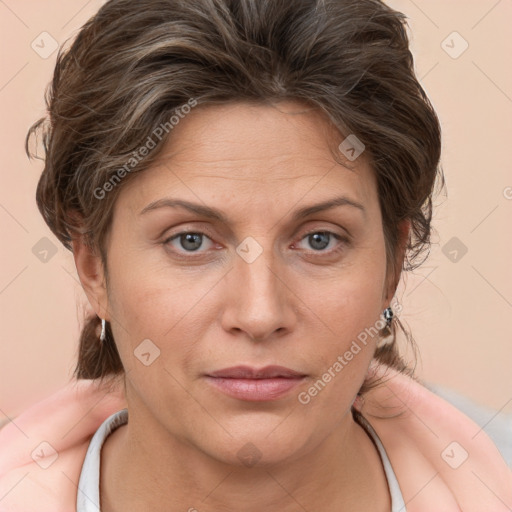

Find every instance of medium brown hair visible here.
[26,0,444,392]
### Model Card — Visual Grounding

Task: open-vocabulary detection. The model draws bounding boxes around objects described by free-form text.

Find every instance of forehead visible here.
[114,100,378,218]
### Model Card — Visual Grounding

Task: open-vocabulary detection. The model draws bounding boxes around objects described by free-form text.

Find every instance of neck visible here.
[100,401,390,512]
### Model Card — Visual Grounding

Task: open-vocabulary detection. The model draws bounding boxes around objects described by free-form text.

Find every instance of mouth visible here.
[204,365,307,401]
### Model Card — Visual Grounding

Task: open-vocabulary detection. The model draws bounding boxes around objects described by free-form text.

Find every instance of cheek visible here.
[294,296,384,416]
[303,244,387,338]
[105,249,218,368]
[295,246,387,390]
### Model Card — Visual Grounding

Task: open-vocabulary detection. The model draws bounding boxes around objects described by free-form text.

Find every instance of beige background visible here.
[0,0,511,421]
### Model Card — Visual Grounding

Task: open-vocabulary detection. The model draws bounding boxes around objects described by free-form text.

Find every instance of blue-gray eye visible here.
[296,231,344,252]
[165,232,214,252]
[308,232,331,250]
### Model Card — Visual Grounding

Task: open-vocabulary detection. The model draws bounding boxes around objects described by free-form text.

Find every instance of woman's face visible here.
[83,100,398,467]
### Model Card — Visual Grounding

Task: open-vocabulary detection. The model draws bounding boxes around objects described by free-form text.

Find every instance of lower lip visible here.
[205,376,305,401]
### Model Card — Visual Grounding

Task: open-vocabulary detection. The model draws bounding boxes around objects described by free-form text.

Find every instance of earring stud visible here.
[383,307,393,326]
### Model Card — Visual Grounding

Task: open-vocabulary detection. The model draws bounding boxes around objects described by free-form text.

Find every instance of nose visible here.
[220,243,298,342]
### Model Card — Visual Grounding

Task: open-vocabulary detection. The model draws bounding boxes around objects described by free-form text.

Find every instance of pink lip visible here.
[205,365,307,401]
[207,365,305,379]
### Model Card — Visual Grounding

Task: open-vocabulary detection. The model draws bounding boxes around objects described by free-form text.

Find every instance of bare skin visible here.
[73,100,408,511]
[100,408,391,511]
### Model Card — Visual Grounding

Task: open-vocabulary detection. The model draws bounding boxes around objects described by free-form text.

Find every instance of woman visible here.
[0,0,511,510]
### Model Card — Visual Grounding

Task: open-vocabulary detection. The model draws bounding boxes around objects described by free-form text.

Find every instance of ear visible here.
[72,235,110,322]
[384,219,411,303]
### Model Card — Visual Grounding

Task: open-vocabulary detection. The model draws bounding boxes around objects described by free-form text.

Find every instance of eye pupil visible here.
[181,233,202,251]
[309,232,330,250]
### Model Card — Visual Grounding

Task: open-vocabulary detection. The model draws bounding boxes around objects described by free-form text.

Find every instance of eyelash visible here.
[162,229,349,260]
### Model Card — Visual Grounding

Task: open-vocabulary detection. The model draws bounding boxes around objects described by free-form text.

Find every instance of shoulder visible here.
[355,363,512,508]
[0,379,126,511]
[426,382,512,469]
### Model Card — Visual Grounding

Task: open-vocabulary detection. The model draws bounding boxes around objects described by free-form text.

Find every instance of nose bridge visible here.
[235,236,283,306]
[223,235,295,339]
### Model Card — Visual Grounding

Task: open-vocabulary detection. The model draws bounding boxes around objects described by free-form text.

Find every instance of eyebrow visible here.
[139,195,366,221]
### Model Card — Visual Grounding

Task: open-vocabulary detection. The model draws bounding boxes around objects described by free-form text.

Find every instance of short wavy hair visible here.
[26,0,444,393]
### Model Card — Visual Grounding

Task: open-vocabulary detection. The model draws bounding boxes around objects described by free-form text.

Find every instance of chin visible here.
[201,423,313,469]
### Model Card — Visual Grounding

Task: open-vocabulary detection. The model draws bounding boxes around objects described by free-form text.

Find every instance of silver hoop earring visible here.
[383,307,393,326]
[100,318,106,342]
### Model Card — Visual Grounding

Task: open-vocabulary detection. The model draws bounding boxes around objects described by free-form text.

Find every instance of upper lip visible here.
[206,365,306,379]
